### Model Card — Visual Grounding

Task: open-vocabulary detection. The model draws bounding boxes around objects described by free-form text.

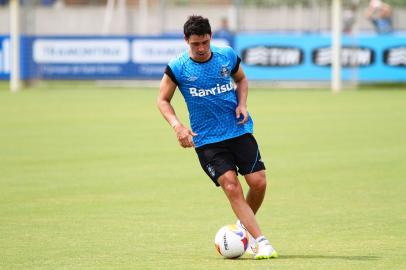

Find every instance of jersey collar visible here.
[189,51,213,64]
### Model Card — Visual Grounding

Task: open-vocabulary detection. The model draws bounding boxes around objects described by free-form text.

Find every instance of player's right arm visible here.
[157,74,197,148]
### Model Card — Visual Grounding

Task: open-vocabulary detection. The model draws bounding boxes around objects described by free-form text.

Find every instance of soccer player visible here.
[157,15,277,260]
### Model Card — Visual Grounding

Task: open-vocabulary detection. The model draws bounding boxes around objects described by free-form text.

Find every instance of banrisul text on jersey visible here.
[189,82,235,97]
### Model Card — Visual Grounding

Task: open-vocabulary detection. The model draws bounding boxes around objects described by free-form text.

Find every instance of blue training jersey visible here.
[166,45,253,148]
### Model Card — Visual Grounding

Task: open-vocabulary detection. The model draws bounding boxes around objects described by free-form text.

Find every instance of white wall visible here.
[0,5,405,35]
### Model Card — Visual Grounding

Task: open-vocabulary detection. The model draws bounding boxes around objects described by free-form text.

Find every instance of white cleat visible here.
[254,237,278,260]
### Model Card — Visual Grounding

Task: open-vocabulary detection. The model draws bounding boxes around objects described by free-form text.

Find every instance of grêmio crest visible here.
[220,66,230,78]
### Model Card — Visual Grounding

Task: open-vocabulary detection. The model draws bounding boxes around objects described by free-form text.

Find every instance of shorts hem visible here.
[212,167,237,187]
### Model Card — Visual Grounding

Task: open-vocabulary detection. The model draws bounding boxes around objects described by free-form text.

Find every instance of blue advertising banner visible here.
[1,34,404,81]
[235,33,406,81]
[0,36,10,80]
[21,35,228,80]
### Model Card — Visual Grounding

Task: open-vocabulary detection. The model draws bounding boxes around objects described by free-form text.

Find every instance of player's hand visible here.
[236,105,249,125]
[174,124,197,148]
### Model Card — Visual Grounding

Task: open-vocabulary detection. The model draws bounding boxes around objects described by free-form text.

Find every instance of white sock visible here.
[256,235,268,243]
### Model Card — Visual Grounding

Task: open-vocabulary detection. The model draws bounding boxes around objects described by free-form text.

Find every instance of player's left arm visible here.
[232,64,249,125]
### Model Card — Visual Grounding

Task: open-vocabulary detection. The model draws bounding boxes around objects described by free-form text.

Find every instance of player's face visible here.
[186,34,212,62]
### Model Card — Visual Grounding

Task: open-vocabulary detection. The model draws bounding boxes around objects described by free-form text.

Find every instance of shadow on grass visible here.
[278,255,379,261]
[213,254,379,261]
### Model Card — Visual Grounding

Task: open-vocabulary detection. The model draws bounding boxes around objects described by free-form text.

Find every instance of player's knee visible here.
[220,177,242,198]
[223,180,239,195]
[245,170,267,191]
[249,176,267,192]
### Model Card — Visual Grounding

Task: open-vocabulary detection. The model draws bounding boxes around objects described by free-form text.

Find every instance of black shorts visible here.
[195,133,266,187]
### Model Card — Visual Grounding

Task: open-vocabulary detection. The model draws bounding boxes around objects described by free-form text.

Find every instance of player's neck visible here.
[189,51,213,63]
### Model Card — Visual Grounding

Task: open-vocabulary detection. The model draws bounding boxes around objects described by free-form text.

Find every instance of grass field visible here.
[0,82,405,270]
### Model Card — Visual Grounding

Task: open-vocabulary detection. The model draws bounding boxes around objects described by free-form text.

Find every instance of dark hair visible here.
[183,15,212,40]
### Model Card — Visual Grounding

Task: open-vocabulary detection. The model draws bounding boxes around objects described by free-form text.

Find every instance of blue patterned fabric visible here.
[167,45,253,147]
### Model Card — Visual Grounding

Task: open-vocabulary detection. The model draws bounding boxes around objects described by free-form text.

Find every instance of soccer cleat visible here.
[236,220,257,255]
[254,237,278,260]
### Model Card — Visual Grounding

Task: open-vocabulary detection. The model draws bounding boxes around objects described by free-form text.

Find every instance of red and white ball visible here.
[214,224,248,259]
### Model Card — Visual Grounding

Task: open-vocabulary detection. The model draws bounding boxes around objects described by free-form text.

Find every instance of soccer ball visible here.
[214,224,248,259]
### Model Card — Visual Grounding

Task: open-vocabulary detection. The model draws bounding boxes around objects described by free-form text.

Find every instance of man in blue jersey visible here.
[157,15,277,260]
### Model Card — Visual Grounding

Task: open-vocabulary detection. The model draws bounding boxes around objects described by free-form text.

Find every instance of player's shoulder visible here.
[168,50,189,68]
[211,45,237,61]
[211,44,235,55]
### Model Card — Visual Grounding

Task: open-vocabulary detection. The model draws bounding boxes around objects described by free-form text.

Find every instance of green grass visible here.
[0,82,405,270]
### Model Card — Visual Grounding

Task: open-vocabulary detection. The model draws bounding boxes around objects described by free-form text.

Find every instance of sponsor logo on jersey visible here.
[187,76,198,81]
[189,82,234,97]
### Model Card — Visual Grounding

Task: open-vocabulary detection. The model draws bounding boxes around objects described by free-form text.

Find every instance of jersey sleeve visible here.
[224,46,241,74]
[166,57,182,86]
[164,65,179,86]
[231,56,241,74]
